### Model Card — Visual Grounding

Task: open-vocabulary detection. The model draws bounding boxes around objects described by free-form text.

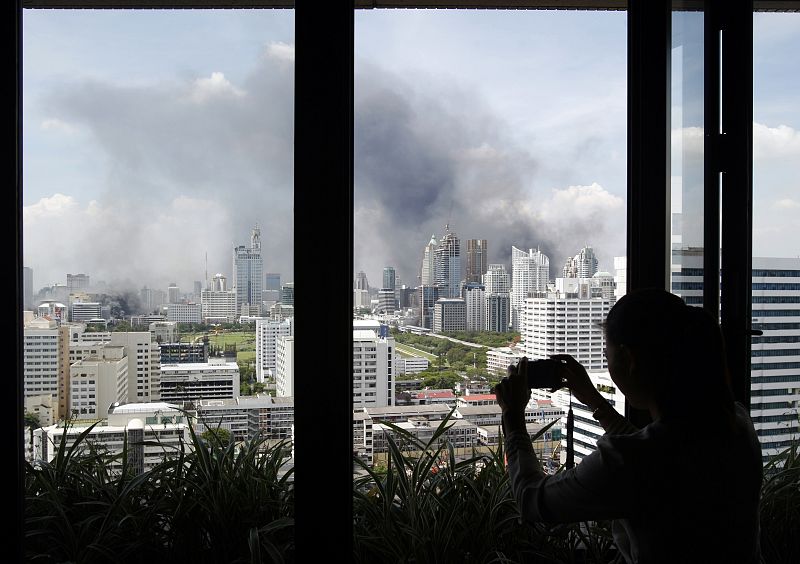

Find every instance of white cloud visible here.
[23,193,78,220]
[774,198,800,209]
[189,72,246,103]
[753,122,800,159]
[265,41,295,63]
[40,118,77,133]
[541,182,625,218]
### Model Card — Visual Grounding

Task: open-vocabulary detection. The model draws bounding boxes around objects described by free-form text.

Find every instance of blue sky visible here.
[22,8,799,294]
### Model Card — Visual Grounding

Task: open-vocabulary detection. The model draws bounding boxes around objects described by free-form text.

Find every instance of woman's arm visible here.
[496,357,634,524]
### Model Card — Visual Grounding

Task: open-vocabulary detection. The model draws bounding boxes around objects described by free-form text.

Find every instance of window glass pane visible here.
[752,11,800,462]
[353,9,626,473]
[670,10,706,307]
[23,8,296,556]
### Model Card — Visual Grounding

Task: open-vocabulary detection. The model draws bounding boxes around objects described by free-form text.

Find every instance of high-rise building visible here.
[280,282,295,306]
[193,280,202,298]
[256,317,294,381]
[466,239,488,284]
[435,225,461,298]
[562,246,599,279]
[433,298,467,333]
[140,287,154,312]
[168,283,180,304]
[671,252,800,462]
[463,282,486,332]
[417,284,439,330]
[24,317,70,420]
[420,234,438,286]
[511,246,550,331]
[201,284,237,324]
[484,264,510,332]
[69,346,128,419]
[67,273,90,294]
[107,331,162,403]
[353,320,395,409]
[276,335,295,397]
[377,289,396,313]
[68,328,161,404]
[264,272,281,304]
[520,289,611,370]
[383,266,396,291]
[354,271,370,291]
[233,225,264,317]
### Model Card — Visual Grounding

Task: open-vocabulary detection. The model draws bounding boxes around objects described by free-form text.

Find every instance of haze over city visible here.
[22,9,799,295]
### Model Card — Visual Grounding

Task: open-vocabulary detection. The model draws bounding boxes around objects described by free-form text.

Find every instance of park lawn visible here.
[395,343,437,362]
[238,350,256,363]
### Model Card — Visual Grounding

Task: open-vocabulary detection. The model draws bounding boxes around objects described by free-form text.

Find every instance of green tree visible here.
[240,381,253,396]
[201,427,233,448]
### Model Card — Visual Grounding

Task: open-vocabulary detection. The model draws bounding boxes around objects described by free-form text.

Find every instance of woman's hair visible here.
[603,288,736,425]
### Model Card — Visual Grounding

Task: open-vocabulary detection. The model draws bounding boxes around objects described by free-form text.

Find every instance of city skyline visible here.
[22,9,799,294]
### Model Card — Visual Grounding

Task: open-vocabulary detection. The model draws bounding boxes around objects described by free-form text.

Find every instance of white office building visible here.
[521,291,611,371]
[433,298,467,333]
[166,302,202,324]
[107,332,162,403]
[484,264,511,332]
[255,317,294,381]
[511,246,550,330]
[201,287,238,324]
[463,283,486,332]
[486,346,527,376]
[33,402,192,474]
[70,301,102,322]
[394,356,430,375]
[275,335,295,397]
[69,345,128,419]
[160,358,240,403]
[23,318,70,420]
[353,320,395,409]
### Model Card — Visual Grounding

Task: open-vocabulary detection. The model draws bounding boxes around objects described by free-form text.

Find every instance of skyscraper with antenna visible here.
[232,225,264,317]
[435,224,461,299]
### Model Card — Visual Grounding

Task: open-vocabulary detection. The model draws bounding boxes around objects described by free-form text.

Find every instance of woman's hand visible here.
[550,354,606,410]
[494,357,532,423]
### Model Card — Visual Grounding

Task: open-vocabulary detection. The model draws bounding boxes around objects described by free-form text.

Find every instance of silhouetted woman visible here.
[494,288,763,564]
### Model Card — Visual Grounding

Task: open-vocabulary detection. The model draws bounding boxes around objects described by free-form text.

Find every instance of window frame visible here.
[16,0,797,560]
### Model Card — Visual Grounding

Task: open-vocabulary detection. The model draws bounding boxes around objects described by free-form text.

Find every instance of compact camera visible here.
[521,358,565,389]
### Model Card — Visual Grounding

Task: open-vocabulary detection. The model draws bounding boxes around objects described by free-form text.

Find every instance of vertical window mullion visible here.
[627,0,671,426]
[294,0,354,558]
[719,0,754,407]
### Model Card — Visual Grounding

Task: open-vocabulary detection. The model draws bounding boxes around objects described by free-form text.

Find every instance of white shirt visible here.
[504,402,762,563]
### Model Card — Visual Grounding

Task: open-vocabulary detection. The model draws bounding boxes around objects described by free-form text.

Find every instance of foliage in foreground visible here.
[25,421,294,564]
[759,437,800,564]
[352,412,621,564]
[25,413,798,564]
